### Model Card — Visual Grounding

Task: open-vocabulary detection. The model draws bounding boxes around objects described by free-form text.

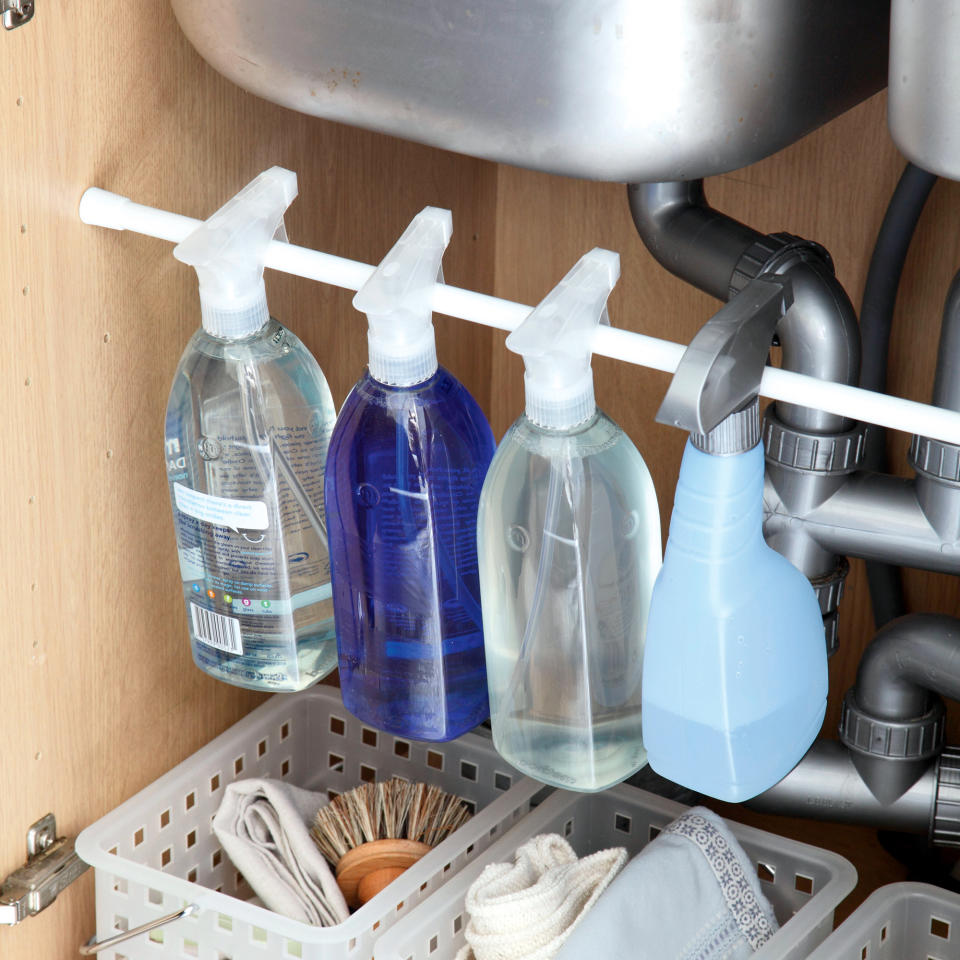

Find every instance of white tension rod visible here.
[79,187,960,446]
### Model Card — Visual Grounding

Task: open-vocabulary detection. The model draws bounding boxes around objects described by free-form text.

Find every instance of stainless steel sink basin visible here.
[172,0,889,182]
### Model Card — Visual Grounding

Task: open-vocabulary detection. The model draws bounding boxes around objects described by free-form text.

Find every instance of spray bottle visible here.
[164,166,338,691]
[324,207,496,741]
[641,276,828,801]
[477,249,662,791]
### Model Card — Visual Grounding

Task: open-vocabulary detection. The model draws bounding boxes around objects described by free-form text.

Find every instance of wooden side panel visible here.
[0,4,495,957]
[491,91,960,914]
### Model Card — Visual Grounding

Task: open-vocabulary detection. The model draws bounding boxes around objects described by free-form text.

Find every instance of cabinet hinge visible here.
[2,0,34,30]
[0,815,89,925]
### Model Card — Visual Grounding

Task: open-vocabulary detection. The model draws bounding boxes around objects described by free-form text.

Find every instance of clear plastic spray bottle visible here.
[324,208,495,741]
[164,167,338,691]
[477,249,661,791]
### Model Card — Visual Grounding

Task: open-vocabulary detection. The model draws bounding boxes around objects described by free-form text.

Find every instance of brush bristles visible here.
[311,779,472,865]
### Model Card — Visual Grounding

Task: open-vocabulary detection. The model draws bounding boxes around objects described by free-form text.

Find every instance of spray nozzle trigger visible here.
[353,207,452,387]
[655,275,793,438]
[174,166,298,339]
[505,247,620,429]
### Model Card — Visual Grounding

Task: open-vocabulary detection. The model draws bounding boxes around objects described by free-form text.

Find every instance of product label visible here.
[190,601,243,654]
[174,483,269,532]
[165,371,335,687]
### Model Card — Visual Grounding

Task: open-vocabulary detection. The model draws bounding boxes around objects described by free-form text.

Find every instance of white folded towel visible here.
[555,806,780,960]
[455,834,627,960]
[211,779,350,926]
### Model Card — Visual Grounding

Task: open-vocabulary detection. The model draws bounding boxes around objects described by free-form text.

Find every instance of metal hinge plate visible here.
[2,0,34,29]
[0,815,89,925]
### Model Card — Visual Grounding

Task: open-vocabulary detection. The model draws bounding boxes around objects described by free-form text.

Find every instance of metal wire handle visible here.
[79,903,199,955]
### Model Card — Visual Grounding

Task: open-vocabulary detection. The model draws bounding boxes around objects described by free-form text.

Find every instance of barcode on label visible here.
[190,602,243,654]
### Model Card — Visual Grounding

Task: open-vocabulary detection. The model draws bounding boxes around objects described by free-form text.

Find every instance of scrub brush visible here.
[311,778,472,908]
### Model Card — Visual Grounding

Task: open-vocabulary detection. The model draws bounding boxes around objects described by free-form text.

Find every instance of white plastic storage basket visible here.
[806,882,960,960]
[76,687,542,960]
[373,785,857,960]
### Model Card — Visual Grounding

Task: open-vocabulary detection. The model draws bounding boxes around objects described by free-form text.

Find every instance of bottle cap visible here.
[506,248,619,429]
[353,207,451,387]
[690,398,761,455]
[174,166,297,339]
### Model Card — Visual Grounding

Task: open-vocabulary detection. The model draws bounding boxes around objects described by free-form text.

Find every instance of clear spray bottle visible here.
[477,249,662,791]
[164,167,338,691]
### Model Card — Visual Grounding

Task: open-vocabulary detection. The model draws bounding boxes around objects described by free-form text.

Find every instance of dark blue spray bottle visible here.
[324,208,495,740]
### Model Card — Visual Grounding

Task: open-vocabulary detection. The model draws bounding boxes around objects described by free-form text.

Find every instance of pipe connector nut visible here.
[811,557,850,616]
[840,689,945,763]
[811,558,849,659]
[763,410,868,474]
[729,232,834,300]
[933,745,960,847]
[910,435,960,484]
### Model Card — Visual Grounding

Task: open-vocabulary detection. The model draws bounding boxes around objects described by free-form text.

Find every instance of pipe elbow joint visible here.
[854,613,960,720]
[776,257,861,396]
[627,181,761,302]
[839,614,958,804]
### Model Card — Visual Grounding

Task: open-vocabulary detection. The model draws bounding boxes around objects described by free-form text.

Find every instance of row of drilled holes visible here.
[327,714,513,789]
[128,927,304,958]
[112,847,238,895]
[112,722,294,871]
[109,909,307,954]
[617,819,815,895]
[858,914,952,960]
[119,711,508,871]
[326,750,512,794]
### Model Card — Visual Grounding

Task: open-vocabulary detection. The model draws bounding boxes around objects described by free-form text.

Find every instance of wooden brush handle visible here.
[336,838,433,908]
[357,866,408,905]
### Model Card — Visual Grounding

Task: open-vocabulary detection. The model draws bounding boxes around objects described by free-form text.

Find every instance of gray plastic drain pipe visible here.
[750,615,960,846]
[747,740,937,834]
[627,181,860,435]
[748,740,960,848]
[859,163,936,629]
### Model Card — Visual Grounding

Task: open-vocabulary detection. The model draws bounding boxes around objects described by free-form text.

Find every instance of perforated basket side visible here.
[806,882,960,960]
[373,786,857,960]
[77,687,544,960]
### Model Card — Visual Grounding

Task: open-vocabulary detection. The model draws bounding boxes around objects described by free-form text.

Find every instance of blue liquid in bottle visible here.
[325,367,496,741]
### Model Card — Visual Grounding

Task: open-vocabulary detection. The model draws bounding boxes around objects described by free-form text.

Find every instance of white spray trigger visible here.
[174,166,298,339]
[354,207,452,387]
[506,248,620,429]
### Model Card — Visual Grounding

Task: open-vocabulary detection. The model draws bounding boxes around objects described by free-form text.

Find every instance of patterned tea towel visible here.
[455,833,627,960]
[212,779,349,926]
[555,806,779,960]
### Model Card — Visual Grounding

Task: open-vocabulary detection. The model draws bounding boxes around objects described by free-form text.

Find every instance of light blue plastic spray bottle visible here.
[641,277,828,802]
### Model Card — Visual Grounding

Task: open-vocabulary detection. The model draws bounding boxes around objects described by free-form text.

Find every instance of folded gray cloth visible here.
[555,806,779,960]
[212,779,350,926]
